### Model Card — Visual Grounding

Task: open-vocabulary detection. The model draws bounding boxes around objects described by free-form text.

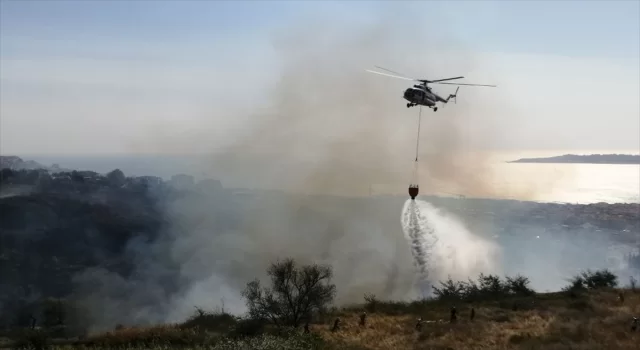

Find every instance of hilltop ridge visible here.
[0,155,72,173]
[508,154,640,165]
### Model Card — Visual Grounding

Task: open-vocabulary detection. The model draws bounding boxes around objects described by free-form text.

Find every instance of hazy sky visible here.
[1,0,639,155]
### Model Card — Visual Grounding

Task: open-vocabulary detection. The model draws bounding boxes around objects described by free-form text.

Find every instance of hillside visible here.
[1,167,638,307]
[0,156,71,172]
[0,166,231,326]
[2,281,639,349]
[1,159,640,349]
[508,154,640,165]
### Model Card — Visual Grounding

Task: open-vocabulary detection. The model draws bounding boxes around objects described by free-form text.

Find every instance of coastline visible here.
[508,153,640,165]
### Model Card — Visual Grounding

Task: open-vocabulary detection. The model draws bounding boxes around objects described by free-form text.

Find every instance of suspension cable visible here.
[415,106,422,162]
[410,106,422,185]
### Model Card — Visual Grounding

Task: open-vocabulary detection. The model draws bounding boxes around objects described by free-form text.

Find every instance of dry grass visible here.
[80,324,205,346]
[3,289,639,350]
[313,289,640,350]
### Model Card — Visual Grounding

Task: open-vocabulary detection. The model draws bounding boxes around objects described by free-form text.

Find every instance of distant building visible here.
[196,178,223,193]
[77,171,100,181]
[137,176,163,189]
[170,174,195,190]
[52,174,72,182]
[36,170,52,186]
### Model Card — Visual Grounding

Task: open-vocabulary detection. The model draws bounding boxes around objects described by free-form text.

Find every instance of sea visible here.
[480,150,640,204]
[23,149,640,205]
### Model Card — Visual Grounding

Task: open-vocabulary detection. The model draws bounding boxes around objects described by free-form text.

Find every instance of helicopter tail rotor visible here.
[446,86,460,104]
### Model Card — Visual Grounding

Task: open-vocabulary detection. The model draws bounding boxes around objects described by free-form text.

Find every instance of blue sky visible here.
[1,0,639,154]
[2,0,637,59]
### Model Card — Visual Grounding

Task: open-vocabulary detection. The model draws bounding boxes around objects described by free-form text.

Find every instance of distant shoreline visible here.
[508,154,640,165]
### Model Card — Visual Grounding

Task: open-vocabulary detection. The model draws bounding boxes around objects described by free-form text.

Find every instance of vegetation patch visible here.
[1,259,639,350]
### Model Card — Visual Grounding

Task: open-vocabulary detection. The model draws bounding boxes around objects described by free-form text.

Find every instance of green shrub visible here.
[581,269,618,289]
[505,275,536,296]
[363,293,378,313]
[432,273,536,302]
[562,269,618,293]
[180,308,237,333]
[432,277,467,301]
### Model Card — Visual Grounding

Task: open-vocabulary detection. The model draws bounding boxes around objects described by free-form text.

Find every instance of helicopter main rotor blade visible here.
[366,66,497,87]
[426,76,465,83]
[365,69,417,82]
[373,66,414,79]
[433,82,497,87]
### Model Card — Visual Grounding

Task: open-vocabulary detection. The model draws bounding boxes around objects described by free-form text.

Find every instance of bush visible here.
[432,273,535,301]
[363,293,378,313]
[180,308,237,333]
[432,278,467,301]
[478,274,508,296]
[562,269,618,293]
[581,269,618,289]
[562,275,587,294]
[505,275,536,296]
[241,258,336,328]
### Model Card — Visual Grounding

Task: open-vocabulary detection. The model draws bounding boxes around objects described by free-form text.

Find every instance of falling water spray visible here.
[401,199,438,295]
[401,198,502,297]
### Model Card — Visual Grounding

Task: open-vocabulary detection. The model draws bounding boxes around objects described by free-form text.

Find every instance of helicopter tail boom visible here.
[446,87,460,104]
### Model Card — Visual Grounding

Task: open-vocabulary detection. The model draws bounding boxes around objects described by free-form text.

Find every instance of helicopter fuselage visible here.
[403,86,447,110]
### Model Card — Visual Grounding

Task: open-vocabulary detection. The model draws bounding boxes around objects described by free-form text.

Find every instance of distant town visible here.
[508,154,640,165]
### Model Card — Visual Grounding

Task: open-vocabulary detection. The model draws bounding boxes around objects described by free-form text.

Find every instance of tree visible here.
[505,275,535,296]
[432,277,467,301]
[106,169,125,187]
[241,258,336,328]
[0,168,14,184]
[580,269,618,289]
[478,273,508,297]
[70,171,84,183]
[562,269,618,293]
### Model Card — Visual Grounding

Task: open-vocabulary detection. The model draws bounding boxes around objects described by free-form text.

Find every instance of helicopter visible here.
[366,66,496,111]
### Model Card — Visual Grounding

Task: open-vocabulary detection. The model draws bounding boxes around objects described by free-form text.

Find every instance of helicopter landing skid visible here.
[407,103,437,112]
